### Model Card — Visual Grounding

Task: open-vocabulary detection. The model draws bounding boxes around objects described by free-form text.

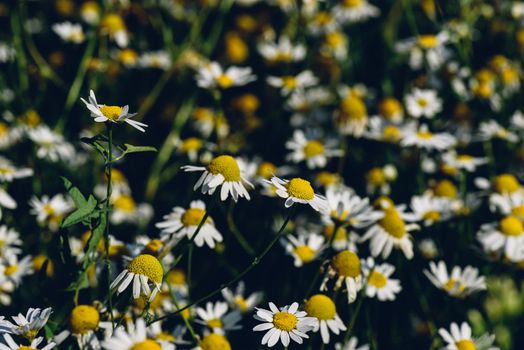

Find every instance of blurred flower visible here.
[438,322,498,350]
[424,261,486,298]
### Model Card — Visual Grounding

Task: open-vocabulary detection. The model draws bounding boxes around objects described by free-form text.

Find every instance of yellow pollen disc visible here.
[102,14,126,33]
[331,250,361,278]
[315,12,332,25]
[457,155,473,162]
[494,174,520,194]
[368,270,387,288]
[167,269,186,285]
[379,98,403,120]
[305,294,336,320]
[157,332,175,342]
[32,255,54,277]
[343,0,363,7]
[286,178,315,200]
[282,76,297,89]
[368,168,386,185]
[127,254,164,284]
[43,204,55,216]
[273,52,293,63]
[272,312,298,332]
[417,98,429,107]
[0,122,9,135]
[99,105,123,121]
[417,130,433,139]
[143,239,163,255]
[379,208,406,238]
[444,279,465,294]
[455,339,477,350]
[217,74,234,89]
[326,31,345,47]
[69,305,100,334]
[4,265,17,276]
[200,333,232,350]
[434,180,458,198]
[418,35,439,49]
[423,210,441,222]
[207,318,223,329]
[235,297,248,312]
[18,347,35,350]
[373,196,395,209]
[293,245,316,263]
[207,155,241,182]
[511,205,524,221]
[316,172,340,186]
[257,162,277,178]
[181,207,207,226]
[499,215,524,237]
[181,137,202,152]
[339,95,367,121]
[119,49,137,64]
[130,339,162,350]
[114,195,136,213]
[383,125,401,142]
[303,140,325,158]
[324,225,347,242]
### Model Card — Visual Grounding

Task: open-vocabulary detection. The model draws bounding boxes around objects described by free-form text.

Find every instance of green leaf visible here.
[123,144,158,154]
[82,213,106,270]
[61,176,87,208]
[61,195,98,228]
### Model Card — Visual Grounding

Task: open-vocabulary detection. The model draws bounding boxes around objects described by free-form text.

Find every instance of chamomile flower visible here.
[28,126,75,163]
[258,37,306,63]
[110,254,163,300]
[401,124,456,151]
[285,231,325,267]
[0,225,21,262]
[285,130,343,169]
[0,157,32,182]
[409,194,452,226]
[138,51,172,70]
[267,71,318,95]
[0,334,55,350]
[333,0,380,24]
[405,89,443,119]
[52,22,85,43]
[438,322,499,350]
[81,90,148,132]
[424,261,486,297]
[395,33,450,70]
[80,1,100,25]
[333,91,369,137]
[304,294,346,344]
[477,120,518,142]
[195,302,242,334]
[4,255,34,285]
[0,188,16,219]
[101,318,174,350]
[110,194,153,226]
[362,258,402,301]
[156,200,223,248]
[100,13,129,47]
[361,204,419,259]
[0,307,52,340]
[195,62,256,89]
[477,215,524,262]
[192,333,232,350]
[266,176,328,213]
[321,250,363,303]
[253,302,316,347]
[182,155,253,201]
[441,151,488,173]
[29,194,73,232]
[335,336,370,350]
[221,282,263,313]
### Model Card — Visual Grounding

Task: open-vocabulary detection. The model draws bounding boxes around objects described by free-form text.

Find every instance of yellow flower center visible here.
[434,180,458,198]
[217,74,234,89]
[282,76,297,90]
[343,0,363,8]
[418,35,439,49]
[4,264,17,276]
[181,138,203,152]
[444,279,465,294]
[325,31,345,47]
[127,254,164,284]
[272,312,298,332]
[130,339,162,350]
[315,11,332,25]
[257,162,277,178]
[181,208,207,226]
[511,205,524,221]
[32,255,54,277]
[368,168,386,185]
[494,174,520,194]
[339,95,367,121]
[499,215,524,237]
[235,296,249,312]
[102,14,126,33]
[207,155,241,182]
[200,333,232,350]
[305,294,336,320]
[273,52,293,63]
[303,140,325,158]
[19,347,36,350]
[331,250,361,277]
[157,332,175,342]
[379,208,406,238]
[143,239,163,255]
[383,125,401,142]
[69,305,99,334]
[417,130,433,139]
[316,172,340,186]
[207,318,224,329]
[455,339,477,350]
[324,225,348,242]
[99,105,123,121]
[457,155,473,162]
[379,98,403,120]
[293,245,316,263]
[423,210,441,222]
[368,270,388,288]
[286,178,315,200]
[114,195,136,213]
[167,269,186,285]
[0,122,9,135]
[417,98,429,108]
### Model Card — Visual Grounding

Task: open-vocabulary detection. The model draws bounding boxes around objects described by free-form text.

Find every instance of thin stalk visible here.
[105,125,115,329]
[11,9,29,105]
[343,290,365,343]
[169,287,198,343]
[227,201,256,257]
[149,209,295,325]
[187,244,194,299]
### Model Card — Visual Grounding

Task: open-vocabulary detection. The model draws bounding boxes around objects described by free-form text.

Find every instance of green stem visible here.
[11,9,29,106]
[149,209,295,325]
[105,125,115,329]
[344,290,365,343]
[169,287,198,343]
[227,201,256,257]
[187,244,194,299]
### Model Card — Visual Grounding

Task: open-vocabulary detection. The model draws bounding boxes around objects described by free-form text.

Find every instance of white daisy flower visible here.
[418,238,439,259]
[100,13,129,48]
[409,194,452,226]
[253,302,317,347]
[285,231,325,267]
[28,126,76,163]
[109,194,153,226]
[477,215,524,262]
[441,151,488,173]
[304,294,346,344]
[80,1,100,25]
[424,261,486,298]
[181,155,253,202]
[0,334,55,350]
[4,255,34,286]
[101,318,174,350]
[266,176,328,213]
[0,225,21,262]
[195,301,242,334]
[362,257,402,301]
[192,333,232,350]
[477,120,518,142]
[221,281,263,314]
[363,117,412,144]
[52,22,85,43]
[395,33,450,70]
[110,254,163,301]
[267,70,318,95]
[286,87,333,126]
[0,188,16,219]
[138,51,172,70]
[285,130,343,169]
[438,322,499,350]
[0,156,33,182]
[333,0,380,24]
[81,90,148,132]
[489,192,524,216]
[307,11,340,35]
[333,91,369,137]
[0,307,52,340]
[401,124,456,151]
[405,88,442,119]
[195,62,256,89]
[321,250,363,303]
[156,200,223,249]
[335,336,370,350]
[258,36,306,63]
[29,194,73,232]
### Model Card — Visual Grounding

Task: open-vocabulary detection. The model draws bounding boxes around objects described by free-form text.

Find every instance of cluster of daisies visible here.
[3,0,524,349]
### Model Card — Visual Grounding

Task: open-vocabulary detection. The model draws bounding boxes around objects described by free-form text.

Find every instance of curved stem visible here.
[343,290,365,343]
[227,201,256,257]
[105,125,115,329]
